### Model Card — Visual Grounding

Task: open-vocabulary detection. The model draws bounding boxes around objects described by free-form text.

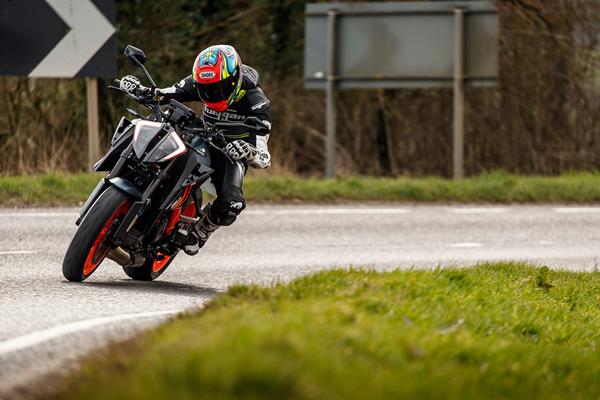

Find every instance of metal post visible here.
[453,8,465,180]
[325,9,338,179]
[86,77,100,171]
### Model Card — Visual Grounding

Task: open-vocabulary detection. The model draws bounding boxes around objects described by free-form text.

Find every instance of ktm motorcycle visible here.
[62,45,258,282]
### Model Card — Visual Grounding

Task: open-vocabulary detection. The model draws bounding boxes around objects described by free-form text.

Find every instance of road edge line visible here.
[0,310,180,357]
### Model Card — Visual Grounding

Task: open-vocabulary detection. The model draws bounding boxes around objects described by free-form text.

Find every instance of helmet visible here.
[192,45,243,112]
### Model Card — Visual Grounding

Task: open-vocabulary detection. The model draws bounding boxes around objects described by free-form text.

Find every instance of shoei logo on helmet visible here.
[200,71,215,79]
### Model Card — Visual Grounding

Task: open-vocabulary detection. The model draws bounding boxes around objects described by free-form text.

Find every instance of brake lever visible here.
[126,108,142,118]
[108,84,144,105]
[108,85,128,94]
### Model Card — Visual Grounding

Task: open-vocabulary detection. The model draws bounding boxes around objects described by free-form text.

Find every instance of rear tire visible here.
[122,251,177,281]
[62,187,130,282]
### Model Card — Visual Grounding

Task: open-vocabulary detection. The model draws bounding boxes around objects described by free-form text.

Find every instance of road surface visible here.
[1,204,599,397]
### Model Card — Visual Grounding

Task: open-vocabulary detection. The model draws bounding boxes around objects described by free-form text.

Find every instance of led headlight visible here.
[145,131,187,163]
[132,121,164,159]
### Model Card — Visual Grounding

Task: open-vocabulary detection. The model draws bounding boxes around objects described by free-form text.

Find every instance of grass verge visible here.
[53,263,600,400]
[2,171,600,206]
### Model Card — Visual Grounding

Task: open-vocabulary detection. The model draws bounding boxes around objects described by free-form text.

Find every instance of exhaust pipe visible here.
[107,246,132,265]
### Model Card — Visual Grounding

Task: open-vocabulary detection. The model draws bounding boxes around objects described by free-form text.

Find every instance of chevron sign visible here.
[0,0,116,78]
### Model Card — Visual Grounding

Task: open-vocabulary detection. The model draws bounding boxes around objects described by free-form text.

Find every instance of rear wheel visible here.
[122,251,178,281]
[62,187,130,282]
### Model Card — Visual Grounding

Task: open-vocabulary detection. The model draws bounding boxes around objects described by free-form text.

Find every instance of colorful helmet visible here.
[192,45,243,112]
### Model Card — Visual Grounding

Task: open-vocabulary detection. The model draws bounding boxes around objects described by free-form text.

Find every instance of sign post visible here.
[0,0,117,170]
[86,78,101,170]
[453,8,465,180]
[325,9,338,179]
[304,1,498,179]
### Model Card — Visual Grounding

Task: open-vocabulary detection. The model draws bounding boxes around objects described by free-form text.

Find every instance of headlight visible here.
[132,121,164,159]
[144,131,187,163]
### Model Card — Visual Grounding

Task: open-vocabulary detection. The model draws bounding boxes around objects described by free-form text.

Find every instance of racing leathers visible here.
[156,65,272,233]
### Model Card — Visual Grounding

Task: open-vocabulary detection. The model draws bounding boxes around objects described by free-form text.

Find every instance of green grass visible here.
[246,171,600,203]
[3,171,600,206]
[54,263,600,400]
[0,173,102,206]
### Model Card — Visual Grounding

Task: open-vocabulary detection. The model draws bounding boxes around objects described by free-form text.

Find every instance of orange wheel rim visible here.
[83,201,130,276]
[152,252,171,273]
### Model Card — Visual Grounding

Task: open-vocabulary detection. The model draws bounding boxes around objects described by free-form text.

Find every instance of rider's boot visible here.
[183,205,220,256]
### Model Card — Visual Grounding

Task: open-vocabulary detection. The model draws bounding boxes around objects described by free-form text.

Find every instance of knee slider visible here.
[228,200,246,213]
[220,200,245,226]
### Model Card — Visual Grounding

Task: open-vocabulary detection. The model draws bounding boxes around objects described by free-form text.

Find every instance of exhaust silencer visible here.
[107,247,132,265]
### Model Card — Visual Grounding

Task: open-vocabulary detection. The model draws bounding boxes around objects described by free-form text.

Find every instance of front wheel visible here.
[122,251,178,281]
[62,187,130,282]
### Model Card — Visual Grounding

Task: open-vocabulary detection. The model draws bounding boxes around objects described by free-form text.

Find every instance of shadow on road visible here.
[75,280,221,297]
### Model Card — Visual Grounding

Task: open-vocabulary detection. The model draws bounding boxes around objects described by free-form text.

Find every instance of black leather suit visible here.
[158,65,271,225]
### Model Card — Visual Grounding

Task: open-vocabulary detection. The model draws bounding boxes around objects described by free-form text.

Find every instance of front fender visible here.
[109,177,142,200]
[76,177,142,226]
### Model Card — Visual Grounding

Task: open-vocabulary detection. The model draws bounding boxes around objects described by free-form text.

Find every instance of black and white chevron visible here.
[0,0,116,78]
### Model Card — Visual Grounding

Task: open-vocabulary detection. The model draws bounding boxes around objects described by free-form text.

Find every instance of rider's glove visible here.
[119,75,141,94]
[224,140,256,161]
[120,75,153,99]
[249,148,271,169]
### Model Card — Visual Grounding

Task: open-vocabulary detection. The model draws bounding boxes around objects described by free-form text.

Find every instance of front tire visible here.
[122,251,177,281]
[62,187,130,282]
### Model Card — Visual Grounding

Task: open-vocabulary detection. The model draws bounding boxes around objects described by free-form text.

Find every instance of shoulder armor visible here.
[242,65,260,88]
[245,87,270,111]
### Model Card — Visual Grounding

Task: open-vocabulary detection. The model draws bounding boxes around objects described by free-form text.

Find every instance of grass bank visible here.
[2,171,600,206]
[54,263,600,400]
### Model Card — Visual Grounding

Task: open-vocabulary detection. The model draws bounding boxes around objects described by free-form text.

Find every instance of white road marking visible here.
[0,208,411,218]
[4,206,600,218]
[0,310,180,357]
[450,242,483,248]
[553,207,600,213]
[6,206,600,218]
[538,241,553,245]
[0,251,36,256]
[246,208,410,216]
[451,208,507,214]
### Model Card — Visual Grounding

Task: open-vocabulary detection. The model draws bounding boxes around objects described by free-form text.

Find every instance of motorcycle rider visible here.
[119,45,272,255]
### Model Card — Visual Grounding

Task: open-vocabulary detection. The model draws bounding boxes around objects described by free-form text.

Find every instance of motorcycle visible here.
[62,45,257,282]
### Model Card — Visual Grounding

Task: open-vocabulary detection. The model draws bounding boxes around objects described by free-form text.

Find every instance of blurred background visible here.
[0,0,598,177]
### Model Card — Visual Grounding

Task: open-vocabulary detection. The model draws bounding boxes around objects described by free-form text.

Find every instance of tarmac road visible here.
[1,204,600,397]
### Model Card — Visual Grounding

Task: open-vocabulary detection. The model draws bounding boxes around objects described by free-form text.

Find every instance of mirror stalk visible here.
[133,60,157,89]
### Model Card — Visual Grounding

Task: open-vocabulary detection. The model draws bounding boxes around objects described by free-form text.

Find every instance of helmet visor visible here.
[196,75,237,104]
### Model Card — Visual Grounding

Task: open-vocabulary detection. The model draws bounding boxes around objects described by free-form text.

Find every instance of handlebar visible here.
[185,123,237,164]
[107,79,125,94]
[109,78,168,121]
[109,79,152,102]
[191,124,227,148]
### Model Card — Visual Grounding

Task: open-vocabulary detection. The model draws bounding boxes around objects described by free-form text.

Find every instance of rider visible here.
[119,45,272,255]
